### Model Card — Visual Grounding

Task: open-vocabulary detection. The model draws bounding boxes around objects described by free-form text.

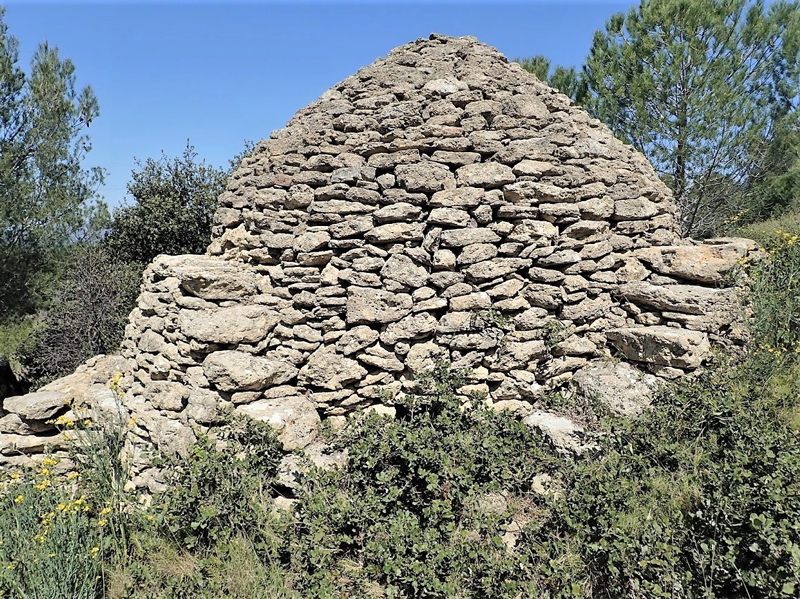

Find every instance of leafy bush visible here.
[105,143,227,265]
[740,218,800,365]
[526,361,800,598]
[3,214,800,598]
[160,415,284,550]
[283,364,557,598]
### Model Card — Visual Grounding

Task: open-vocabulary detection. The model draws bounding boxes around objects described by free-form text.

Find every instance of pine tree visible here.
[0,6,105,316]
[583,0,798,235]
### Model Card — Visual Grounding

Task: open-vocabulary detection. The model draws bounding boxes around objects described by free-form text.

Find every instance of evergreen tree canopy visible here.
[0,6,105,316]
[519,0,798,236]
[584,0,798,236]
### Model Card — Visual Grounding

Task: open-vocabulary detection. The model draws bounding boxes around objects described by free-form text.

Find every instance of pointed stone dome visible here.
[210,33,681,263]
[0,35,760,483]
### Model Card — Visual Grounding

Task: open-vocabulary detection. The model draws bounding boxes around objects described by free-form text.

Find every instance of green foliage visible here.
[745,113,800,222]
[582,0,799,236]
[0,317,35,395]
[283,363,556,598]
[22,247,142,386]
[542,319,568,348]
[65,381,137,562]
[516,55,588,103]
[108,533,299,599]
[105,142,228,264]
[529,361,800,598]
[0,465,103,599]
[160,415,284,550]
[0,6,106,318]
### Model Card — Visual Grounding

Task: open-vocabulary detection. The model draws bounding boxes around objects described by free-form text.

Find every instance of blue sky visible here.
[3,1,634,207]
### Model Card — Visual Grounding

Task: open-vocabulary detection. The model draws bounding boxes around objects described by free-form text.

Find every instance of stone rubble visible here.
[0,35,761,489]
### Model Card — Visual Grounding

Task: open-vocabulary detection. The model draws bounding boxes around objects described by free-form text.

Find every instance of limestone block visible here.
[346,287,413,325]
[634,239,757,284]
[152,255,259,301]
[613,198,660,220]
[0,432,69,455]
[440,228,501,247]
[455,162,515,188]
[457,243,498,266]
[617,282,738,323]
[430,187,485,208]
[381,312,438,344]
[395,162,455,193]
[203,351,298,392]
[364,222,426,244]
[381,254,429,288]
[464,258,531,281]
[523,411,592,454]
[3,391,69,421]
[335,326,380,355]
[178,305,279,345]
[237,396,320,450]
[429,207,471,227]
[572,361,659,416]
[298,345,367,390]
[494,340,547,371]
[607,326,711,369]
[405,341,448,373]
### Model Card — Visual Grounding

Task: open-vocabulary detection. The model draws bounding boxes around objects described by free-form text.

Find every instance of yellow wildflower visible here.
[90,546,100,557]
[66,472,79,480]
[98,519,107,527]
[10,472,20,480]
[42,457,58,467]
[13,495,23,504]
[74,496,85,506]
[100,507,111,516]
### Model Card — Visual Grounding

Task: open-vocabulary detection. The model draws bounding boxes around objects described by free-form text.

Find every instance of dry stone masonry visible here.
[1,35,762,487]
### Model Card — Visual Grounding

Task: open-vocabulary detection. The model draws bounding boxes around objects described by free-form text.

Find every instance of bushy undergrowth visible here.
[1,218,799,598]
[283,365,559,598]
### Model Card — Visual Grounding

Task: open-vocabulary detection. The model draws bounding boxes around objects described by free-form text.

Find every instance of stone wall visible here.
[0,34,761,488]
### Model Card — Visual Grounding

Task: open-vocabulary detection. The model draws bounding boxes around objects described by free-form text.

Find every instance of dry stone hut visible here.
[0,34,761,488]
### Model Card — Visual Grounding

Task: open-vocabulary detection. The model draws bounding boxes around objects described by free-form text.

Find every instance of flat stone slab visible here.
[203,350,298,392]
[178,304,279,344]
[150,254,259,300]
[607,326,711,369]
[633,237,759,284]
[3,390,69,421]
[523,411,592,454]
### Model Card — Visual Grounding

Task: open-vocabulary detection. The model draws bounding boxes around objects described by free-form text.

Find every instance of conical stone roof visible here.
[0,35,760,485]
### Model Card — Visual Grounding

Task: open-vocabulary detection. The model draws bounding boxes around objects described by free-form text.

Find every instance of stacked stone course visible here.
[0,35,761,487]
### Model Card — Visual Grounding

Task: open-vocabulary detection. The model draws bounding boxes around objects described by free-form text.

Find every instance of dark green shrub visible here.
[160,415,283,550]
[284,364,557,598]
[525,358,800,598]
